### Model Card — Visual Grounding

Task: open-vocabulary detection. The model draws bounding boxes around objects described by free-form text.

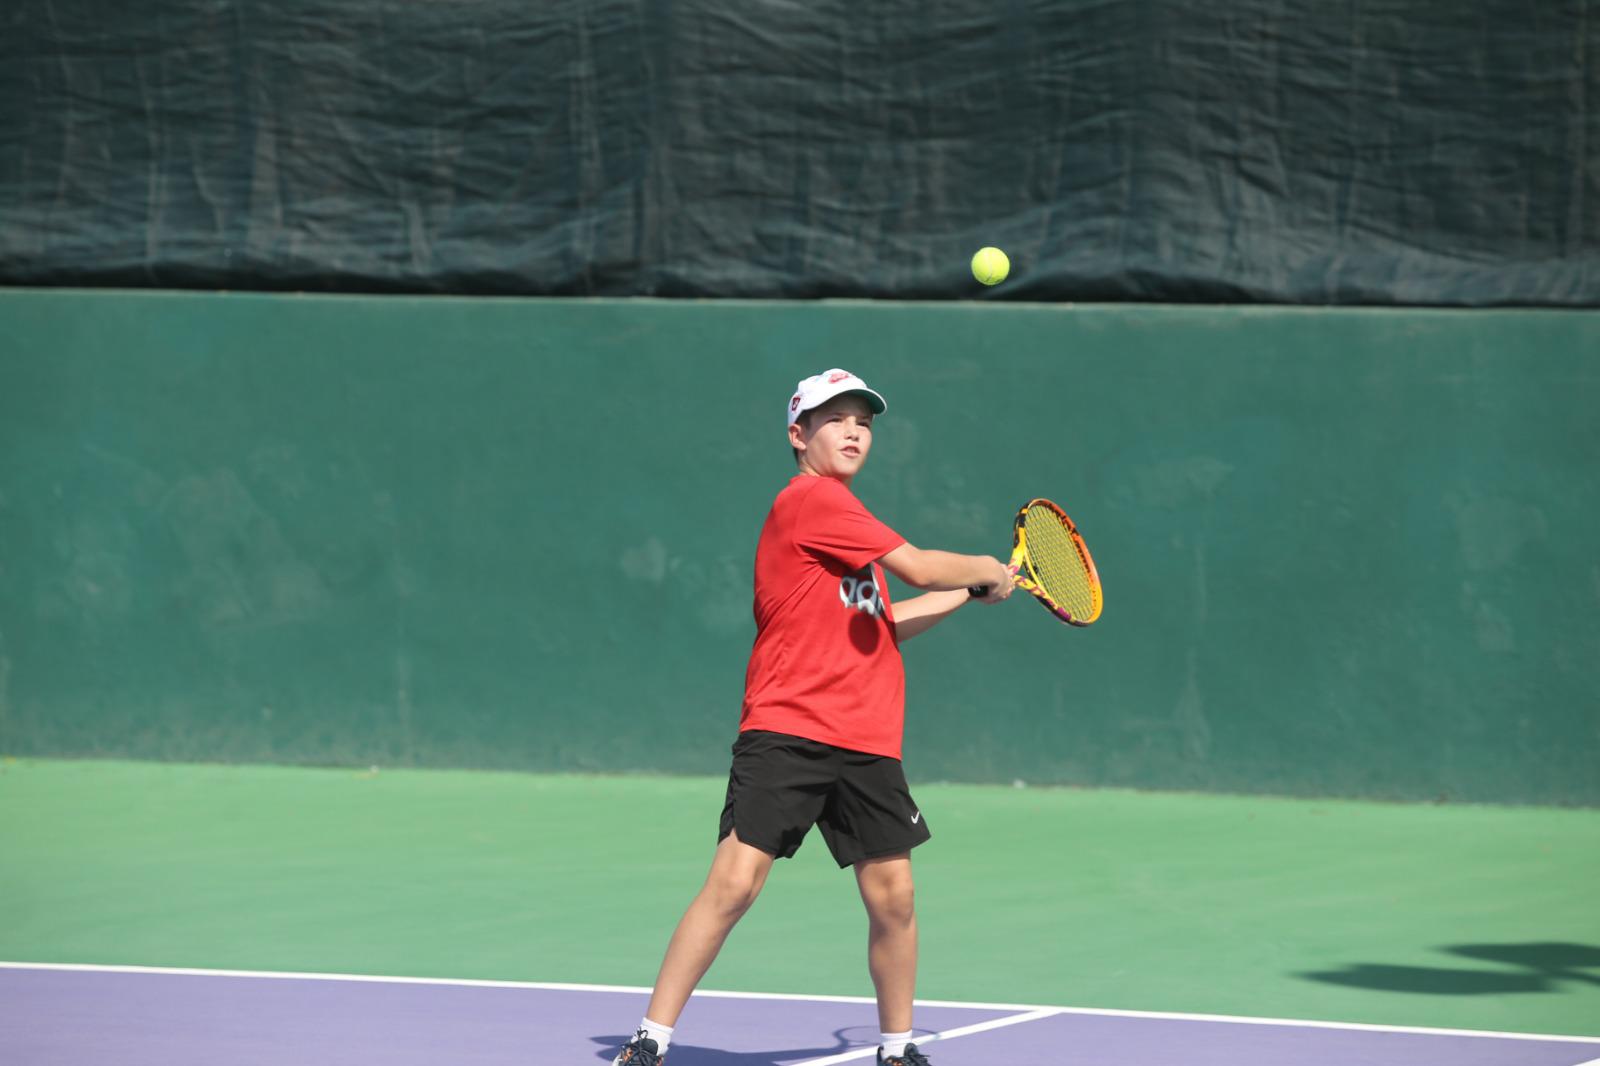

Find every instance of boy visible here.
[612,370,1013,1066]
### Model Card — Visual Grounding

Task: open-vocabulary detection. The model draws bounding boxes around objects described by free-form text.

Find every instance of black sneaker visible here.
[877,1043,931,1066]
[613,1030,664,1066]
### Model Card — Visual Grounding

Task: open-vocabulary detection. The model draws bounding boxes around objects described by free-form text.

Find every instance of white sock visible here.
[637,1017,674,1055]
[880,1030,913,1059]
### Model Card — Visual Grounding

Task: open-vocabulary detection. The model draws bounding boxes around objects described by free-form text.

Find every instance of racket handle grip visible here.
[971,561,1021,598]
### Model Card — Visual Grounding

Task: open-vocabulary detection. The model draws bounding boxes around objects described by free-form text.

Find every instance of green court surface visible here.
[1,758,1596,1038]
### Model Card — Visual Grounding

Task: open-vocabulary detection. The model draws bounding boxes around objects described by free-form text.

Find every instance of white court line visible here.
[787,1008,1061,1065]
[3,961,1599,1045]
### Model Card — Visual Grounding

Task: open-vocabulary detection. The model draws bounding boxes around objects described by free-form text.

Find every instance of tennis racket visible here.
[971,498,1103,626]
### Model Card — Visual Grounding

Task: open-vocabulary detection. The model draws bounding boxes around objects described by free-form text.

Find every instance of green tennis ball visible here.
[971,246,1010,286]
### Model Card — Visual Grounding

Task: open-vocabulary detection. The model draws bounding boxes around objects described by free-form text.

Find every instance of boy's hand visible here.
[973,557,1014,603]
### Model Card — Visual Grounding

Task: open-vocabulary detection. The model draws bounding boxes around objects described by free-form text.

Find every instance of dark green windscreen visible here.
[2,2,1594,304]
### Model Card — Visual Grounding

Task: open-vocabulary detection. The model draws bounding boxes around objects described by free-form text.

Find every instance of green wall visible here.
[1,290,1596,804]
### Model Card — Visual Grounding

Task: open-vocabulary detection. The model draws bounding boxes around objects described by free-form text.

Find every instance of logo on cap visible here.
[827,370,851,384]
[790,394,802,411]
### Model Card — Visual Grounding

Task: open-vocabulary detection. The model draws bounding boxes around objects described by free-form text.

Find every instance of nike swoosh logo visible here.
[911,811,921,824]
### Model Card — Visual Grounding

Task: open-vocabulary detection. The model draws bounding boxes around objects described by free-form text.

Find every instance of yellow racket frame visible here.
[1006,498,1103,626]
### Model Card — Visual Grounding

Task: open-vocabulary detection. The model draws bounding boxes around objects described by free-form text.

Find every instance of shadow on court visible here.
[1301,942,1600,995]
[589,1027,879,1065]
[589,1023,944,1065]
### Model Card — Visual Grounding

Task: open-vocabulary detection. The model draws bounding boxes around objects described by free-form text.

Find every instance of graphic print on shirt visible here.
[839,564,885,618]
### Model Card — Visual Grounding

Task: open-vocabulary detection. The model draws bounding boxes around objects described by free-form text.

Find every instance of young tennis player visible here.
[611,370,1013,1066]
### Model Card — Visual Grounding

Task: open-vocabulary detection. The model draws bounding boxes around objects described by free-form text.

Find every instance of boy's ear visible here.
[787,418,808,452]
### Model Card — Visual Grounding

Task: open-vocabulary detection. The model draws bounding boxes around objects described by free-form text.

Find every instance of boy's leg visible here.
[854,852,917,1034]
[644,828,776,1026]
[618,729,831,1060]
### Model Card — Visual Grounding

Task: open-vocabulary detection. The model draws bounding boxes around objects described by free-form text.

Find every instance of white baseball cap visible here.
[786,369,887,427]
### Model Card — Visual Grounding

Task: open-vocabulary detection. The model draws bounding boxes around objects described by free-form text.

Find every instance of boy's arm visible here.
[880,543,1013,602]
[891,589,974,641]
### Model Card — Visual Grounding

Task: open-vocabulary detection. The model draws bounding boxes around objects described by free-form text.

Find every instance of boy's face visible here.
[790,393,875,482]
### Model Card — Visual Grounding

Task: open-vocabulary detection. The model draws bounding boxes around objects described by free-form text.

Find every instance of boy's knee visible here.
[864,873,916,927]
[706,866,764,917]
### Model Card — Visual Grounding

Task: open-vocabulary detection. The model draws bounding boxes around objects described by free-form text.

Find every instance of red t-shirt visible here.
[739,475,909,758]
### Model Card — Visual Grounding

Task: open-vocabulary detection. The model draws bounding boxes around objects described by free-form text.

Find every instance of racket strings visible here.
[1022,506,1098,620]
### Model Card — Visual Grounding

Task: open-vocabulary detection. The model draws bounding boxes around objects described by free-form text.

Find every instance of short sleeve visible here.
[795,479,905,571]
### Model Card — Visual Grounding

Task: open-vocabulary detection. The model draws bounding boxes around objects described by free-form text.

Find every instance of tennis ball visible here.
[971,246,1010,286]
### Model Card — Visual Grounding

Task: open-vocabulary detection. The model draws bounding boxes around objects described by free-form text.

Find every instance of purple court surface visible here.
[4,963,1599,1066]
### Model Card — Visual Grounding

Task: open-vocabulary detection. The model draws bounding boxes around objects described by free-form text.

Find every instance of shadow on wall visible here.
[1301,943,1600,995]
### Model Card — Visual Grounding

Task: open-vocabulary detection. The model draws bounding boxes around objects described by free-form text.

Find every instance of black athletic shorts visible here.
[718,729,931,868]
